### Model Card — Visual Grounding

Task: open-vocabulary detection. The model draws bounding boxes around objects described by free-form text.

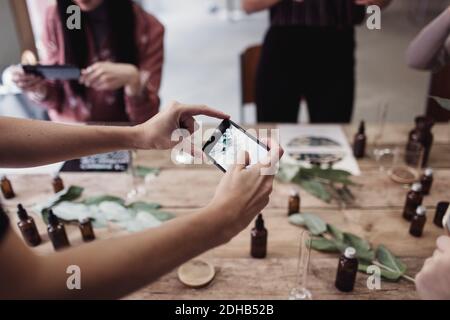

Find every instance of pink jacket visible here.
[31,3,164,123]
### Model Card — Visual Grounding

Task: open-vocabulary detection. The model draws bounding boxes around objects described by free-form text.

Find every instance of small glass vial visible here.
[434,202,449,228]
[409,206,427,238]
[288,189,300,216]
[335,247,359,292]
[420,168,433,196]
[353,121,366,159]
[402,183,423,221]
[52,174,65,194]
[251,214,267,259]
[79,218,96,242]
[47,210,70,251]
[17,204,41,247]
[1,175,15,199]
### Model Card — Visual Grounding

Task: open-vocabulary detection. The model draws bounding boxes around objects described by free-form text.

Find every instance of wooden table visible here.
[3,123,450,300]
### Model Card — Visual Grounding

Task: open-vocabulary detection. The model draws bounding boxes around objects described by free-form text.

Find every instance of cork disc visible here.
[177,259,215,288]
[388,166,418,184]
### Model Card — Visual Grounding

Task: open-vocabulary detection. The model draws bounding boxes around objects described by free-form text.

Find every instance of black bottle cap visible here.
[48,210,59,226]
[17,204,28,220]
[358,121,365,135]
[255,214,265,230]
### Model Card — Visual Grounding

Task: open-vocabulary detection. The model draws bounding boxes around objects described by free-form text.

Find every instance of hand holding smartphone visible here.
[22,64,81,81]
[203,120,270,172]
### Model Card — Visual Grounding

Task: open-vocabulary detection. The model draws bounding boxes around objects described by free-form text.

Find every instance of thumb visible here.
[232,150,250,171]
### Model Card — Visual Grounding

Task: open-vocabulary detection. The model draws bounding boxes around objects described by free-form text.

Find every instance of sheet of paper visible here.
[278,124,361,176]
[0,162,64,175]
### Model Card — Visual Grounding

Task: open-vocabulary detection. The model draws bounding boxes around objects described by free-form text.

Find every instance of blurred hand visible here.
[415,236,450,300]
[80,62,140,94]
[206,143,284,243]
[354,0,392,9]
[133,101,229,150]
[11,68,46,93]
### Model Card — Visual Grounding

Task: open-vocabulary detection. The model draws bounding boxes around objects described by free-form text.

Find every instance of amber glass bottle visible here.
[405,116,434,168]
[251,214,267,259]
[434,202,449,228]
[17,204,41,247]
[1,175,15,199]
[52,174,65,193]
[79,218,96,242]
[353,121,366,159]
[402,183,423,221]
[288,189,300,216]
[409,206,427,238]
[420,168,433,196]
[47,210,70,251]
[335,247,359,292]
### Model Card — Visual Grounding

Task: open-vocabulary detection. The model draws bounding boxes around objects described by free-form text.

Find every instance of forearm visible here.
[32,208,222,299]
[242,0,281,14]
[0,117,138,168]
[407,8,450,70]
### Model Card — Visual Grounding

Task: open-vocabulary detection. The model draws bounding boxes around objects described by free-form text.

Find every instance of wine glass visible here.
[127,150,147,200]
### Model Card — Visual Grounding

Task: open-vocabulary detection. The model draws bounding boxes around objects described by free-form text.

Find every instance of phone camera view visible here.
[206,121,269,172]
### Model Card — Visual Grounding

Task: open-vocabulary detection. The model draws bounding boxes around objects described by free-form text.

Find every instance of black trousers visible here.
[256,26,356,123]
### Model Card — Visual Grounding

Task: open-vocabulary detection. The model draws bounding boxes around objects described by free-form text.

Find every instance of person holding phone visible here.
[0,101,283,299]
[242,0,392,123]
[12,0,164,124]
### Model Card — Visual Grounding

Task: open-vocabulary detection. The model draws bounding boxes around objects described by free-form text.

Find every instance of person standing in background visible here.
[242,0,392,123]
[12,0,164,124]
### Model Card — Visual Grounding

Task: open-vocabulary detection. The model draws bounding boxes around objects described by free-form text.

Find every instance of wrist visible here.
[125,66,141,97]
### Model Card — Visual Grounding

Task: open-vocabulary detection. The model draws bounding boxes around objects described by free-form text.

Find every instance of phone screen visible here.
[203,120,269,172]
[22,65,81,80]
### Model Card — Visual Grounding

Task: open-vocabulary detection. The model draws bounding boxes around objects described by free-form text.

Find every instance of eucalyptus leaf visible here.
[150,210,175,221]
[430,96,450,111]
[288,213,306,226]
[128,201,162,212]
[299,167,354,185]
[301,213,327,235]
[376,245,407,275]
[83,195,125,206]
[307,237,340,252]
[343,233,375,263]
[134,166,160,178]
[299,180,332,203]
[38,186,84,222]
[358,262,403,282]
[327,224,345,242]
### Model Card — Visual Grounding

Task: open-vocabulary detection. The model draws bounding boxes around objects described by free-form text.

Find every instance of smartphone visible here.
[22,64,81,80]
[203,119,270,172]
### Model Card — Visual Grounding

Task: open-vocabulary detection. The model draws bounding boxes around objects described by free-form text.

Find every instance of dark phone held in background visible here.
[22,64,81,80]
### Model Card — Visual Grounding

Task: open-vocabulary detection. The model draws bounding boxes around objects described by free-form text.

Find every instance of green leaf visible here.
[343,233,375,263]
[301,213,327,236]
[83,195,125,206]
[358,262,403,282]
[288,213,306,226]
[299,180,332,203]
[307,237,340,252]
[128,201,161,212]
[39,186,84,222]
[327,224,345,242]
[430,96,450,111]
[376,245,407,275]
[299,167,354,185]
[150,210,175,221]
[134,166,160,178]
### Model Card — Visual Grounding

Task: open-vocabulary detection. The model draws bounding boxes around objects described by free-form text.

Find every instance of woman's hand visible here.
[132,101,230,150]
[11,67,46,93]
[416,236,450,300]
[203,141,284,244]
[80,62,141,94]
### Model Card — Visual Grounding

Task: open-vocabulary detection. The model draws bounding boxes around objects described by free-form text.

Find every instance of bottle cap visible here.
[17,204,28,220]
[411,183,422,192]
[344,247,356,259]
[48,210,59,225]
[255,214,265,229]
[358,121,365,134]
[416,205,426,216]
[290,188,300,197]
[424,168,433,176]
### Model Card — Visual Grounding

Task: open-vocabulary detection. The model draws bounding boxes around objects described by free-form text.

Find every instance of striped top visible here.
[270,0,366,27]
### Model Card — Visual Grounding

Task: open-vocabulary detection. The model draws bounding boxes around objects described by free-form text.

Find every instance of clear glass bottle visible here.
[289,231,312,300]
[402,183,423,221]
[410,206,427,237]
[335,247,359,292]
